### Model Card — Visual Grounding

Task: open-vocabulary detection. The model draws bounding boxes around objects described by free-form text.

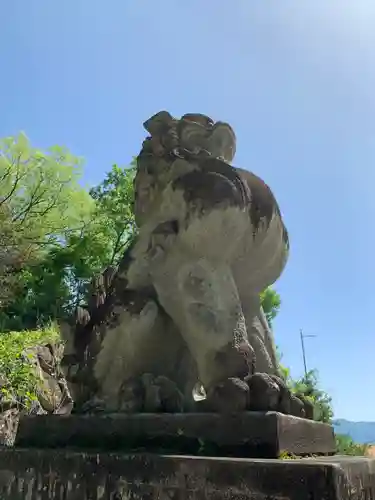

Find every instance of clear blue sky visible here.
[2,1,375,420]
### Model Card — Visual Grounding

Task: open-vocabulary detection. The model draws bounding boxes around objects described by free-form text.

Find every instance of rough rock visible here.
[0,409,19,447]
[25,344,73,415]
[0,343,73,446]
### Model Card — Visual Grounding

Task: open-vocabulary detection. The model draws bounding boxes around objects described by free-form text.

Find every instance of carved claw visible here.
[246,373,280,411]
[245,372,311,418]
[79,397,106,414]
[205,377,250,413]
[154,375,185,413]
[118,374,185,414]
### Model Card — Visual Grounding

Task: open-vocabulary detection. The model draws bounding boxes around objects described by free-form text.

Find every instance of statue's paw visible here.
[269,374,309,418]
[118,377,145,413]
[154,375,185,413]
[292,393,314,420]
[141,373,185,413]
[79,397,106,414]
[205,377,249,413]
[245,373,313,419]
[246,373,280,411]
[141,373,162,412]
[118,374,185,413]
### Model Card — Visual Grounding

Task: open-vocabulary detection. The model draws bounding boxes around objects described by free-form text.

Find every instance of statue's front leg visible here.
[236,294,312,417]
[239,295,279,375]
[151,256,255,412]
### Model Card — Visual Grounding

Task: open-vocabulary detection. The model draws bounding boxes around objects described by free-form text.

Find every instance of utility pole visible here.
[299,329,317,378]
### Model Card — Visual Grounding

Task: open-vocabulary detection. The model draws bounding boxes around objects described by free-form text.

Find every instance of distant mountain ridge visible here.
[333,419,375,444]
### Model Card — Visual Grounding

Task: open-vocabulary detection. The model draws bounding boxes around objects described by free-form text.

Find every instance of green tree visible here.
[51,162,137,311]
[260,287,281,327]
[0,160,137,330]
[0,324,60,410]
[0,133,94,329]
[335,433,369,456]
[290,369,333,423]
[88,163,137,266]
[0,133,93,248]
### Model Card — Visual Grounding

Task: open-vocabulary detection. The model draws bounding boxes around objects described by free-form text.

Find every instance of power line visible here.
[299,329,317,378]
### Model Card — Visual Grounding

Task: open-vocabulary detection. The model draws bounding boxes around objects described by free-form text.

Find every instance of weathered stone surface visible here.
[205,377,250,413]
[25,343,73,415]
[0,409,19,447]
[0,449,374,499]
[15,411,335,457]
[61,111,302,417]
[0,342,73,446]
[247,372,280,411]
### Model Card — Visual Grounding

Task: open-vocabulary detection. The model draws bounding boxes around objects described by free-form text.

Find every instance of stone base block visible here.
[0,449,374,499]
[15,411,335,457]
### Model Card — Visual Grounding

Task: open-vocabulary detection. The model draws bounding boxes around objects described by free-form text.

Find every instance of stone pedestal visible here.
[5,412,370,498]
[15,411,335,458]
[0,449,374,499]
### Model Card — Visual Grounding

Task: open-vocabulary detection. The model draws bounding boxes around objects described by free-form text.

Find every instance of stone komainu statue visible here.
[62,111,312,418]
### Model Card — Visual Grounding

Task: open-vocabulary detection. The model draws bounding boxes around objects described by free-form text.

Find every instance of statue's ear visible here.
[143,111,174,136]
[207,122,236,163]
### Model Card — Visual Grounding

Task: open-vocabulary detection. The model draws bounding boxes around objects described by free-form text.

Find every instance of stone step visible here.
[0,449,373,499]
[14,411,335,458]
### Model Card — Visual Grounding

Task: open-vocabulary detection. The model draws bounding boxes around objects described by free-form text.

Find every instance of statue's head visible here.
[134,111,237,225]
[140,111,237,165]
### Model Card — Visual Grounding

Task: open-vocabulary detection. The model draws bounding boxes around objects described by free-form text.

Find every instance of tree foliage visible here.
[30,163,137,317]
[0,135,136,331]
[0,324,60,410]
[277,349,333,422]
[89,163,137,266]
[0,133,93,247]
[335,433,369,456]
[0,133,94,324]
[290,369,333,423]
[260,287,281,327]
